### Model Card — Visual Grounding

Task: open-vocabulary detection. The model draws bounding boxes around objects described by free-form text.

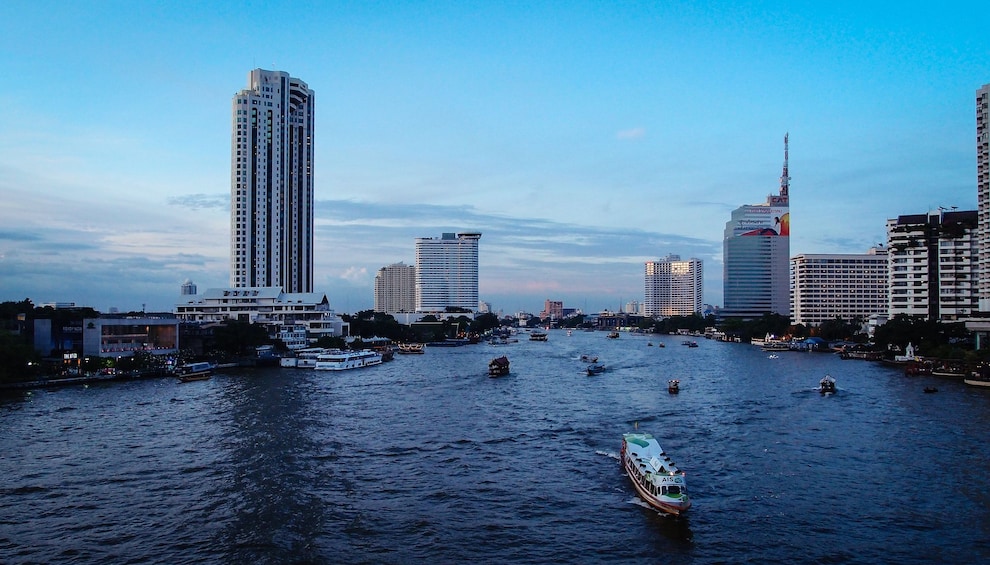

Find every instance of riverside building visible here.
[374,262,417,314]
[175,286,346,349]
[644,255,703,317]
[790,247,889,326]
[886,209,978,321]
[415,232,482,312]
[721,135,791,319]
[230,69,315,293]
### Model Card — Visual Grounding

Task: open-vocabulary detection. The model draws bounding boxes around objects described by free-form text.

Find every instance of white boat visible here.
[175,361,213,382]
[529,331,548,341]
[314,349,383,371]
[621,433,691,515]
[280,347,327,368]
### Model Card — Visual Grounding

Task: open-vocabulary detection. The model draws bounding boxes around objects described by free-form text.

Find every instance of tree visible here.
[0,329,41,383]
[208,320,272,356]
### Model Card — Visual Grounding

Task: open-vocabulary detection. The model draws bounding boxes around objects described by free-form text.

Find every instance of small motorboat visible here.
[668,379,680,394]
[819,374,836,394]
[587,363,606,376]
[580,354,598,363]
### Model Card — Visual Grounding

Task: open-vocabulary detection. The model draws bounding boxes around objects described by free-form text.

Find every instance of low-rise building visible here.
[175,286,347,349]
[82,316,180,358]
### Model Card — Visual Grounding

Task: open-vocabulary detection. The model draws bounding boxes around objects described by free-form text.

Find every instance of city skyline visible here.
[1,2,987,315]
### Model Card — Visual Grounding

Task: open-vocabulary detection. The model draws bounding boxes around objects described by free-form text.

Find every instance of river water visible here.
[3,331,990,564]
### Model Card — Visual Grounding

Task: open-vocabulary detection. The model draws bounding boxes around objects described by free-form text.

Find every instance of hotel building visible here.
[721,135,791,319]
[790,248,888,326]
[374,263,417,314]
[644,255,703,317]
[887,210,979,321]
[230,69,315,293]
[415,232,482,312]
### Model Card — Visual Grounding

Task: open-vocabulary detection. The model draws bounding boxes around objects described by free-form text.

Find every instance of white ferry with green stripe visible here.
[621,433,691,515]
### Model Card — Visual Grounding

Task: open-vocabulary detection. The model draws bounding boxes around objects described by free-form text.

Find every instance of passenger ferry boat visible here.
[280,347,327,368]
[621,432,691,515]
[175,361,213,382]
[529,331,548,341]
[314,349,383,371]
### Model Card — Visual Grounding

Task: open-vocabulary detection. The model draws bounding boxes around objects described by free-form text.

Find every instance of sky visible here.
[1,1,988,315]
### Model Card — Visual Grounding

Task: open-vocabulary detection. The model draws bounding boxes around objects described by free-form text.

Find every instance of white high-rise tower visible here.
[230,69,315,293]
[415,232,482,312]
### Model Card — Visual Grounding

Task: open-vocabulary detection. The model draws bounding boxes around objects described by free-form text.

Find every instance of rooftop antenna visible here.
[779,133,790,198]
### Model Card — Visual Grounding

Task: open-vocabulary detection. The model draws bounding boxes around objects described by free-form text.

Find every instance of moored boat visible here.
[586,363,606,376]
[621,433,691,515]
[607,330,620,339]
[963,376,990,388]
[668,379,680,394]
[819,374,836,394]
[580,354,598,363]
[488,355,510,377]
[175,361,213,382]
[314,349,383,371]
[280,347,327,368]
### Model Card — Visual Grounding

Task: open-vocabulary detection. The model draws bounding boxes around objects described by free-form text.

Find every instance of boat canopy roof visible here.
[624,433,681,475]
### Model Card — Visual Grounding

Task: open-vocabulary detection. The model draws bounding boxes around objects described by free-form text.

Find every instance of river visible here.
[2,330,990,564]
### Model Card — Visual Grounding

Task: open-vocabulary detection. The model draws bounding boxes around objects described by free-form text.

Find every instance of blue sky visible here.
[1,1,987,315]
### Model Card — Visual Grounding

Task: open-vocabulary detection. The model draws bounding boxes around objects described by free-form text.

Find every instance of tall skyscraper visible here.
[721,134,791,319]
[977,84,990,311]
[230,69,315,293]
[644,255,703,317]
[374,263,417,314]
[415,232,481,312]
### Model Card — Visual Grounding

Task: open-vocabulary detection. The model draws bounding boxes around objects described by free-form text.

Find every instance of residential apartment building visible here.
[644,255,703,317]
[175,287,346,349]
[790,248,889,326]
[230,69,315,293]
[540,300,563,320]
[721,135,791,319]
[887,210,978,321]
[978,83,990,311]
[374,263,417,314]
[415,232,481,312]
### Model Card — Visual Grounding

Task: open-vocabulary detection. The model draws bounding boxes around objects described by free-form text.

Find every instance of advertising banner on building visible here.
[730,206,789,237]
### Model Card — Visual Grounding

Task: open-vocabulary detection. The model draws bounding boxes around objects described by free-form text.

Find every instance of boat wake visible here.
[596,450,620,461]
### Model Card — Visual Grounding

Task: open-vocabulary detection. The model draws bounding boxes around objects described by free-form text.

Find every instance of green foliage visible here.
[314,335,347,349]
[643,314,715,334]
[0,329,41,383]
[469,313,500,334]
[208,320,272,355]
[718,313,791,342]
[813,317,864,341]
